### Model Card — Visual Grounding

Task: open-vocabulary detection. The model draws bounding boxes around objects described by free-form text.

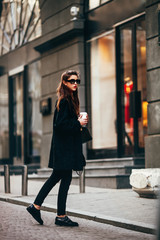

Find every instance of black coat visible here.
[48,98,86,171]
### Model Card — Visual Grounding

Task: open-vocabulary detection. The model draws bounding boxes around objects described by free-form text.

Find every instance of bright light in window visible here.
[89,0,110,10]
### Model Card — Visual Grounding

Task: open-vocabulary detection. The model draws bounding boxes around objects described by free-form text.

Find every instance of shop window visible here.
[0,75,9,162]
[9,61,42,164]
[136,20,147,148]
[90,31,117,149]
[118,17,147,156]
[0,0,41,55]
[121,28,134,149]
[12,72,24,163]
[27,61,42,160]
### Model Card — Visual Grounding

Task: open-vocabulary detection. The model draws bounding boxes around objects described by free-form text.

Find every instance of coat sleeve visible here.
[54,99,81,134]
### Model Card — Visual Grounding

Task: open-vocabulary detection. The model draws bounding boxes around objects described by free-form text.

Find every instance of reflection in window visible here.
[137,20,147,148]
[89,0,110,10]
[0,75,9,161]
[12,73,24,161]
[28,61,42,159]
[121,28,134,149]
[101,0,110,4]
[90,31,117,149]
[0,0,41,55]
[120,19,147,154]
[89,0,100,9]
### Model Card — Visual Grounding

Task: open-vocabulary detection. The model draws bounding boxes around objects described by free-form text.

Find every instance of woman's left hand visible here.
[78,115,88,126]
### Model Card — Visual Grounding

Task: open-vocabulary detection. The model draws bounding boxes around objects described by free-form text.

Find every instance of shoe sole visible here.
[55,221,78,227]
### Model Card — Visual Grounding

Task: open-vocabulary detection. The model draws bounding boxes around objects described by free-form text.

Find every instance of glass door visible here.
[120,25,134,155]
[9,72,24,164]
[117,17,147,157]
[0,75,9,164]
[27,61,42,164]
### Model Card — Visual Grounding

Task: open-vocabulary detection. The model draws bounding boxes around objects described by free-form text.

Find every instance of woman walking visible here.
[27,70,88,227]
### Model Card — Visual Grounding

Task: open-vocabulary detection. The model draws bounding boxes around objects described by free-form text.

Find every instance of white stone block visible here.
[130,172,148,189]
[130,168,160,188]
[130,168,160,198]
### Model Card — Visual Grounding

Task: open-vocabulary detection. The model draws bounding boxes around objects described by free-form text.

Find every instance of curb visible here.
[0,196,156,235]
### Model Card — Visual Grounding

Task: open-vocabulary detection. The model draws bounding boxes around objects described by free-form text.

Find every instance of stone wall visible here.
[39,0,84,35]
[145,0,160,167]
[39,0,86,167]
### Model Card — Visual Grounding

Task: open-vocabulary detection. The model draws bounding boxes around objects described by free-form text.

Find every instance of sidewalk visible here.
[0,175,158,235]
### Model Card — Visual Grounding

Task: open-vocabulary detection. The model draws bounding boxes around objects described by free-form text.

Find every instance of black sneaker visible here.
[26,204,43,225]
[55,216,79,227]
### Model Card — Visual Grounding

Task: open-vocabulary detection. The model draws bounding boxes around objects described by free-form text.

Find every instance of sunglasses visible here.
[65,79,81,84]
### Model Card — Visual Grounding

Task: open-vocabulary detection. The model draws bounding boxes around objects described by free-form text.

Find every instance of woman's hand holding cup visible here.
[78,112,88,126]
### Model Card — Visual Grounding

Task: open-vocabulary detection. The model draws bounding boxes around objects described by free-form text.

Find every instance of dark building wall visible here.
[39,0,84,35]
[38,0,86,167]
[145,0,160,167]
[0,39,40,75]
[86,0,145,39]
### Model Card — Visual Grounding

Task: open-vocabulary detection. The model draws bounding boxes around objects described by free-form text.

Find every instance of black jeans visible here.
[34,169,72,216]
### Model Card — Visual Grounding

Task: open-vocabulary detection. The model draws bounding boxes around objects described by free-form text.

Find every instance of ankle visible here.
[57,215,66,218]
[33,204,40,210]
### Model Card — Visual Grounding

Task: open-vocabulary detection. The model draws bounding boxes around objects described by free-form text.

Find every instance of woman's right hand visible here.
[78,115,88,126]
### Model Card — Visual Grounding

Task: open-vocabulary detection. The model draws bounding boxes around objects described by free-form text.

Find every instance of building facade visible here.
[0,0,159,169]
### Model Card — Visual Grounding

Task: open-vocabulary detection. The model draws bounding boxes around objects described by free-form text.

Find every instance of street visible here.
[0,201,155,240]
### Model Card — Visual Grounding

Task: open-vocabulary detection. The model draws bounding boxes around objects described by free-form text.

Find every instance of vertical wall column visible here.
[38,0,85,168]
[145,0,160,167]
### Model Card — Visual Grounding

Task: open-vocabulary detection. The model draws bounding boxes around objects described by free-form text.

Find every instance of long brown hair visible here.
[56,70,80,115]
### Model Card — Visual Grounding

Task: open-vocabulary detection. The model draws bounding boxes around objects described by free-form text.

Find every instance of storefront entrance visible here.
[9,61,42,165]
[116,16,147,157]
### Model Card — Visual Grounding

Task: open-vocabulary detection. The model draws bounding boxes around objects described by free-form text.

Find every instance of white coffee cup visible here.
[80,112,88,119]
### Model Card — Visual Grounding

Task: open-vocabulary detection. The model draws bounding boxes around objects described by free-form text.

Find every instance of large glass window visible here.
[27,61,42,160]
[0,75,9,162]
[136,20,147,148]
[12,73,24,163]
[119,17,147,156]
[9,61,42,164]
[90,31,117,149]
[121,27,134,151]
